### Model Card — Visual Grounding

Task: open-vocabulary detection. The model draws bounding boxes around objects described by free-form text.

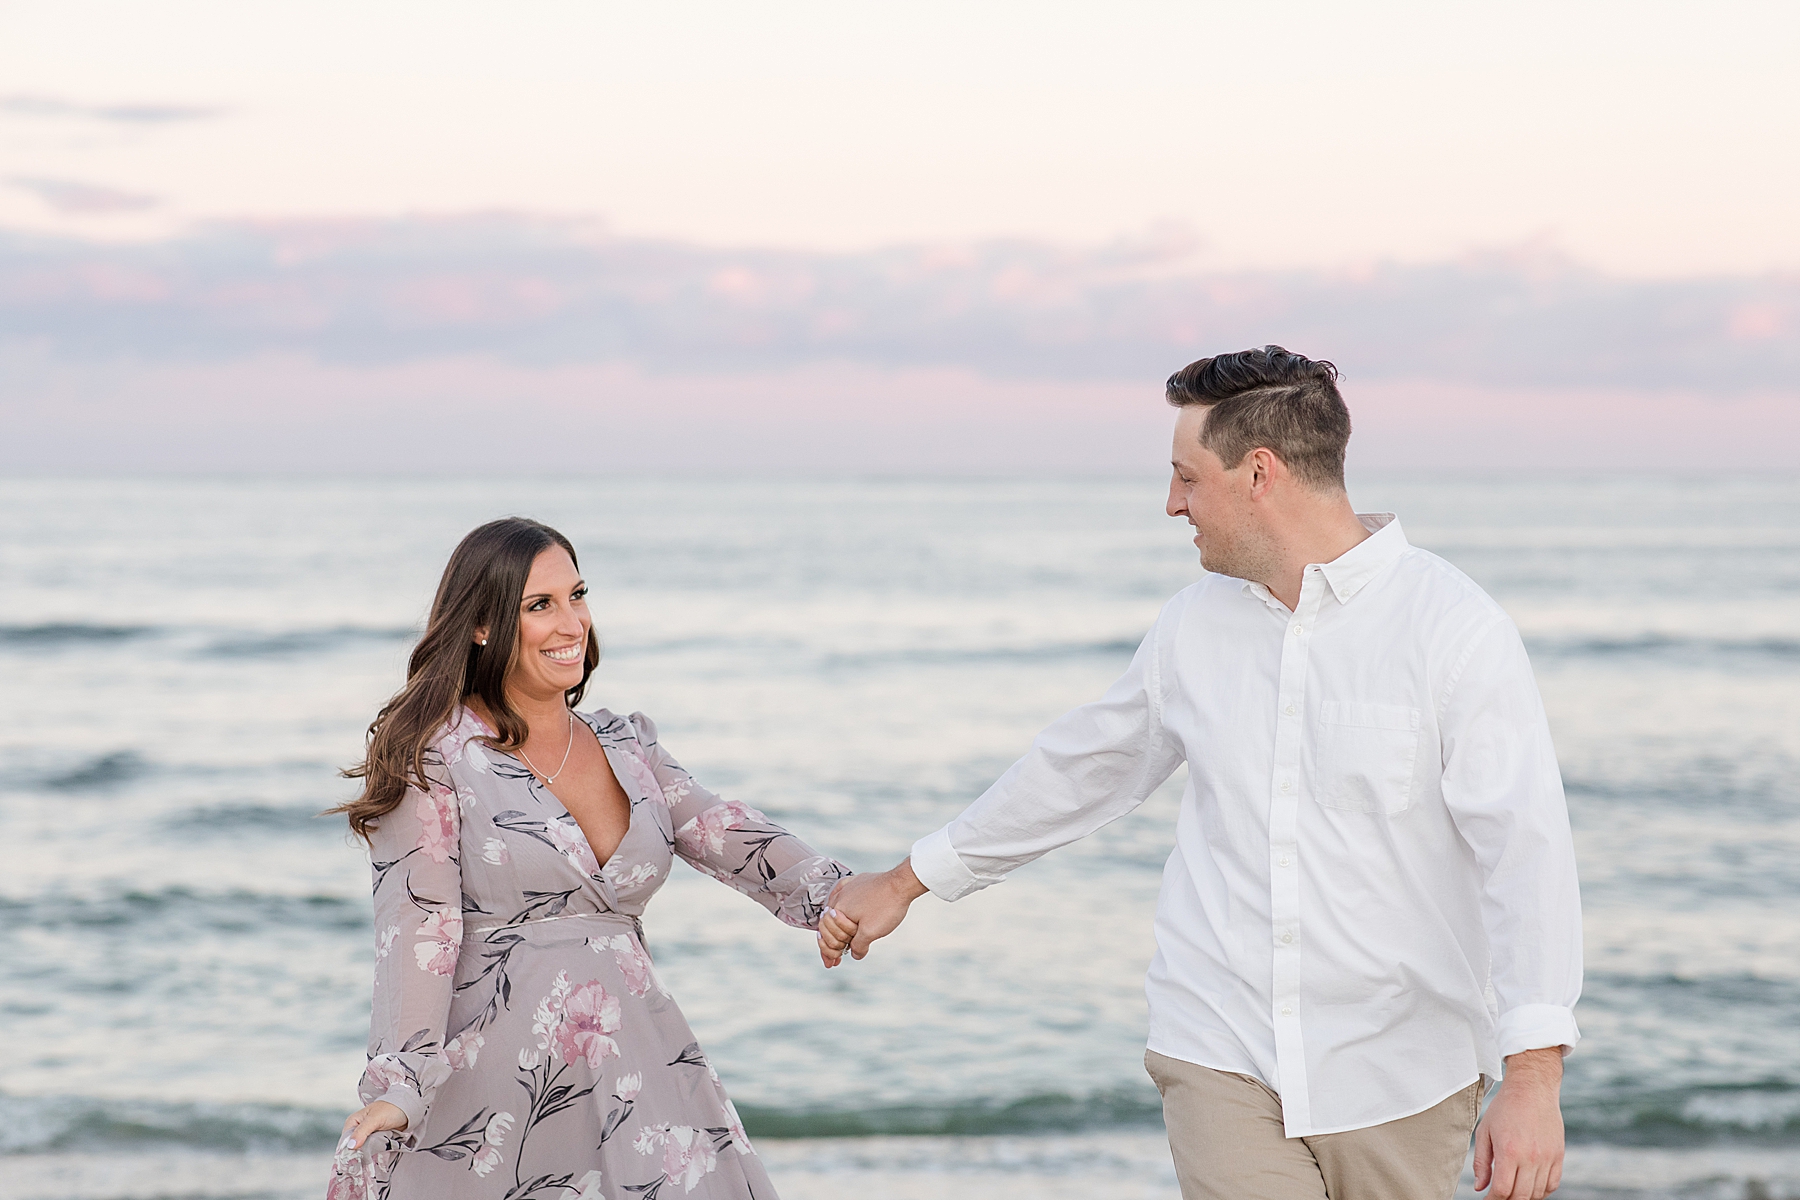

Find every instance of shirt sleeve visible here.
[911,604,1185,901]
[1439,616,1584,1060]
[628,712,851,930]
[358,772,462,1142]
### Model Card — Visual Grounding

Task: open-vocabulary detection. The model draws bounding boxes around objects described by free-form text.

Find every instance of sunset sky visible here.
[2,0,1796,472]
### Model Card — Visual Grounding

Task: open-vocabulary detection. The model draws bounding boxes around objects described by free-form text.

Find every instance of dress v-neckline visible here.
[462,706,638,876]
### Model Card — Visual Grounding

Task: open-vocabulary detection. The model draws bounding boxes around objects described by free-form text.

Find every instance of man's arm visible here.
[1440,617,1583,1199]
[1474,1048,1564,1200]
[829,604,1186,958]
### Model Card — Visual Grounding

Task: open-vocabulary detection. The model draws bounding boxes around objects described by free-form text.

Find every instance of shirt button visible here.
[1279,855,1290,867]
[1284,704,1296,716]
[1281,932,1294,944]
[1281,1005,1293,1016]
[1280,780,1292,793]
[1292,624,1303,636]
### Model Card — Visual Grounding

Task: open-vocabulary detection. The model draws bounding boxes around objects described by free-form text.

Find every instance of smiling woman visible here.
[324,517,854,1200]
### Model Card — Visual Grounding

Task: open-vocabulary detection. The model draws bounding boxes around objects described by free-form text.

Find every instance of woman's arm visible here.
[352,770,464,1144]
[627,712,850,930]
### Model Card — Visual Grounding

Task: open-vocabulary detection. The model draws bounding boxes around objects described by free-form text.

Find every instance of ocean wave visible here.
[1528,634,1800,662]
[161,802,331,834]
[818,638,1143,670]
[0,1093,341,1155]
[0,887,364,935]
[5,1084,1798,1156]
[0,623,417,659]
[0,623,152,646]
[197,625,417,658]
[40,751,149,791]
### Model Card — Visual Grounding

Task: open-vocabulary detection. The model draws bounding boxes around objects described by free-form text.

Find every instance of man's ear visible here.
[1247,447,1282,498]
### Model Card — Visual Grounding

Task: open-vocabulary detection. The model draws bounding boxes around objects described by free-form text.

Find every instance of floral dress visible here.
[326,707,850,1200]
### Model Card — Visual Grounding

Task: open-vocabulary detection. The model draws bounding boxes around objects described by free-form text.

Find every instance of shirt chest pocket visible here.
[1314,701,1422,815]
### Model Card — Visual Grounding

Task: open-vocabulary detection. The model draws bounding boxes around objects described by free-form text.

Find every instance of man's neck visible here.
[1257,502,1373,611]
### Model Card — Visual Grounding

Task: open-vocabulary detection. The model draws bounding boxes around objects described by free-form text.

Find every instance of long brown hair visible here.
[332,517,601,841]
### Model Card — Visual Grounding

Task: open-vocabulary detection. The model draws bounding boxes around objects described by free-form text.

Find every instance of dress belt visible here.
[465,909,644,940]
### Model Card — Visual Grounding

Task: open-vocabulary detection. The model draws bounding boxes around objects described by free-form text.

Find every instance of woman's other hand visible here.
[341,1099,408,1150]
[818,906,858,967]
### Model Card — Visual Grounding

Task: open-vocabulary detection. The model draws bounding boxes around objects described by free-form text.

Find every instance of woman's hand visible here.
[341,1099,408,1150]
[818,906,858,967]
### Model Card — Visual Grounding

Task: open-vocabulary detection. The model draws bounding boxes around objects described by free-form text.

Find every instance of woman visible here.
[327,518,860,1200]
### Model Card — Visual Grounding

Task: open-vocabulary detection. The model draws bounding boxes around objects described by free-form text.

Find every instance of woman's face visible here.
[488,546,592,702]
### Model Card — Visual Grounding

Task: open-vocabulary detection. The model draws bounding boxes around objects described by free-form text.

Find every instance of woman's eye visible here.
[572,588,588,601]
[528,599,548,611]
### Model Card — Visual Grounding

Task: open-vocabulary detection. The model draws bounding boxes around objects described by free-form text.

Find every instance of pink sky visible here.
[1,2,1796,473]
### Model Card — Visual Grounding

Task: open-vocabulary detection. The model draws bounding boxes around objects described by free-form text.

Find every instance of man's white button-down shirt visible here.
[911,515,1583,1137]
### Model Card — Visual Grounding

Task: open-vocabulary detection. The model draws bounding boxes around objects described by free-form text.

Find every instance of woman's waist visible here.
[463,908,643,940]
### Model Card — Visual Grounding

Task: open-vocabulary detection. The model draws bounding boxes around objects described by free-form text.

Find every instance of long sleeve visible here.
[1439,615,1584,1060]
[358,774,462,1141]
[911,607,1185,901]
[628,712,850,930]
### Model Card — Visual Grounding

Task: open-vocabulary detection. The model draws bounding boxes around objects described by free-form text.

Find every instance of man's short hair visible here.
[1165,345,1350,492]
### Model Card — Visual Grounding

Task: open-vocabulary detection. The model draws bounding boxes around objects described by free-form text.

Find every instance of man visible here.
[819,346,1582,1200]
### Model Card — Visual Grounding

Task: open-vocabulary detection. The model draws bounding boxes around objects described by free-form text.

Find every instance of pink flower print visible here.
[548,818,601,876]
[327,1136,375,1200]
[480,837,510,866]
[413,910,462,976]
[620,751,664,803]
[721,1099,752,1154]
[674,799,763,860]
[632,1125,719,1193]
[609,935,662,998]
[445,1030,484,1071]
[532,971,572,1052]
[613,1071,643,1101]
[574,1169,605,1200]
[611,861,658,890]
[551,980,622,1069]
[375,924,399,961]
[413,787,458,863]
[469,1110,513,1175]
[361,1055,412,1099]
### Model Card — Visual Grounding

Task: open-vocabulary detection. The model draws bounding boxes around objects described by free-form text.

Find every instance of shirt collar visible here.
[1316,513,1408,604]
[1234,513,1410,609]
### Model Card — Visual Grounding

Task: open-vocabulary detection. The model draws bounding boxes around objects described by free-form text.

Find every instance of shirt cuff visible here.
[1496,1004,1581,1061]
[374,1084,428,1144]
[910,826,982,901]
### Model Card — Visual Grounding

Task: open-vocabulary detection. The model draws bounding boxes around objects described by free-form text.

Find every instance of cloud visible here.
[0,215,1795,394]
[8,177,160,215]
[0,93,223,124]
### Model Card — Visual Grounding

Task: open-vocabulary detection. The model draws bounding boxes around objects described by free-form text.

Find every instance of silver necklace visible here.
[519,708,576,785]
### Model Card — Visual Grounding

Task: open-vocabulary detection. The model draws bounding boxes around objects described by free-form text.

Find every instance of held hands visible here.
[1473,1047,1566,1200]
[816,858,928,967]
[340,1099,407,1150]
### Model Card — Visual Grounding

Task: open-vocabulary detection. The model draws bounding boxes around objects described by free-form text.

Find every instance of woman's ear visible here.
[473,626,490,647]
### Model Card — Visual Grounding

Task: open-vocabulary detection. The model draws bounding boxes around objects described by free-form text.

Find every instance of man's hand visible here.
[826,858,929,960]
[1473,1047,1565,1199]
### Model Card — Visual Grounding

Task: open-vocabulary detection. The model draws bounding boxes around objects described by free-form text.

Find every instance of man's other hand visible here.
[826,859,929,960]
[1473,1046,1565,1200]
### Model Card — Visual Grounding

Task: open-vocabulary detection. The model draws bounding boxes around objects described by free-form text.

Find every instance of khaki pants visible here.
[1145,1050,1484,1200]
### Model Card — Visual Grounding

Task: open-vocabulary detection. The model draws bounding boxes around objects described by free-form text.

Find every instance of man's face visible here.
[1166,405,1261,579]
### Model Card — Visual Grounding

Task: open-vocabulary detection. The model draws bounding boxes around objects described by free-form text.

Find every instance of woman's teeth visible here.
[542,645,583,663]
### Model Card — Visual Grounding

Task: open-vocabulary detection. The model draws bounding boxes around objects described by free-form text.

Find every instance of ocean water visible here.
[1,473,1797,1200]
